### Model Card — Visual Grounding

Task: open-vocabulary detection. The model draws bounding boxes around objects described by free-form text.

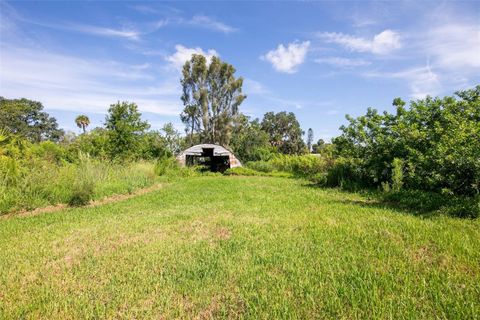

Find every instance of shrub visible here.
[391,158,404,192]
[154,157,179,176]
[246,161,275,173]
[68,181,94,207]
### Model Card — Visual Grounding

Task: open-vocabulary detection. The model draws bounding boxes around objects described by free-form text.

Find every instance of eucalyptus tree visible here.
[180,54,246,146]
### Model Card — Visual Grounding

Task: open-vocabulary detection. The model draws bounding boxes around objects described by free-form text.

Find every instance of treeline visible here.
[1,53,479,218]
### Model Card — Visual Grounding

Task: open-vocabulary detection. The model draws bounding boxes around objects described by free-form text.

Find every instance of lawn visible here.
[1,176,479,319]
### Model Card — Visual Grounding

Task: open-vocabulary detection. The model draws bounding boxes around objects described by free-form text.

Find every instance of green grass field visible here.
[1,176,479,319]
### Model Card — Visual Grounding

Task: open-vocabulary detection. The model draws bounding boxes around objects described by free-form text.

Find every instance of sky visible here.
[1,1,479,141]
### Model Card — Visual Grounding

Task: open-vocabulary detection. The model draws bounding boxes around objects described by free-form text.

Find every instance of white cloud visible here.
[262,41,310,73]
[365,62,441,99]
[315,57,371,67]
[0,46,182,116]
[424,23,480,70]
[73,25,141,40]
[190,15,237,34]
[165,44,219,69]
[319,29,401,54]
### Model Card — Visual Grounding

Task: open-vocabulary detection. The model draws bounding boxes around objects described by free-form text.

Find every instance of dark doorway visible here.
[185,148,231,172]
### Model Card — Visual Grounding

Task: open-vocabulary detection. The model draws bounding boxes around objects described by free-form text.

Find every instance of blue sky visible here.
[1,1,479,141]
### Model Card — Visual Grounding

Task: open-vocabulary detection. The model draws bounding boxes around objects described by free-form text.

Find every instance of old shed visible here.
[176,144,242,172]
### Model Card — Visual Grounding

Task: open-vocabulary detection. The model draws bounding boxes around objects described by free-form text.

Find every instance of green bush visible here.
[68,181,94,207]
[248,154,330,180]
[154,157,179,176]
[381,190,479,218]
[245,161,275,173]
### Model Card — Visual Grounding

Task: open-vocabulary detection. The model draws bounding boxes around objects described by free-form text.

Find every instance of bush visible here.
[154,157,179,176]
[68,181,94,207]
[246,161,275,173]
[249,154,330,180]
[381,190,479,218]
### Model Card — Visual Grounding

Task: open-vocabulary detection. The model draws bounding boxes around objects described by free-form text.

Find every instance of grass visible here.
[1,176,479,319]
[0,160,157,214]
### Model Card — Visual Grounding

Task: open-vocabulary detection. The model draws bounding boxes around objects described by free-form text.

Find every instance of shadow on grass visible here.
[303,182,479,220]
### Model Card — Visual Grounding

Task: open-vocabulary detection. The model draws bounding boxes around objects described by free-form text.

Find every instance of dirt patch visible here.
[1,183,163,220]
[216,227,232,241]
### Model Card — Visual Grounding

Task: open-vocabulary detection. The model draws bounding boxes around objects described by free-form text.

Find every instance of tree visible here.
[0,97,64,142]
[311,139,325,154]
[180,54,246,146]
[307,128,314,152]
[105,101,150,159]
[230,114,272,162]
[261,111,306,154]
[161,122,182,155]
[333,86,480,195]
[75,115,90,133]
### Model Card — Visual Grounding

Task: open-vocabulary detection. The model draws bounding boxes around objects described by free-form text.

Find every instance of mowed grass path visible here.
[1,176,479,319]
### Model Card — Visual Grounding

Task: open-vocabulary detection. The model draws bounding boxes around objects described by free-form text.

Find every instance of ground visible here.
[1,176,479,319]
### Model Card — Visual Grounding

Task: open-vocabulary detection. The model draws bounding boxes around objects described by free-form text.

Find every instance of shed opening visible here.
[176,144,242,173]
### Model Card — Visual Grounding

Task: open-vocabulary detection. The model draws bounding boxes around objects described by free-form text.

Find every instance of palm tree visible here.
[75,115,90,133]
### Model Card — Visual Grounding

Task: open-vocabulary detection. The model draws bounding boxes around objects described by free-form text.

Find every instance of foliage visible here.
[0,134,157,214]
[311,139,325,154]
[75,115,90,134]
[246,154,332,182]
[0,97,64,142]
[154,157,179,176]
[307,128,314,152]
[224,166,291,178]
[333,86,480,196]
[105,101,150,160]
[261,111,306,154]
[180,55,246,145]
[161,122,183,155]
[229,114,272,162]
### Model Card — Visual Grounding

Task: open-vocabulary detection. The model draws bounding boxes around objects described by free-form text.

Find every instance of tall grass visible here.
[0,156,157,214]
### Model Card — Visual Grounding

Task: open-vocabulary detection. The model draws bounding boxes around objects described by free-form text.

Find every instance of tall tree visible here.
[307,128,314,152]
[261,111,306,154]
[75,115,90,133]
[105,101,150,159]
[180,54,246,146]
[0,97,64,142]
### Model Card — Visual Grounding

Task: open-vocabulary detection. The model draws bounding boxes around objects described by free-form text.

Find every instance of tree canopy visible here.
[180,54,246,146]
[0,97,64,142]
[261,111,306,155]
[333,86,480,195]
[75,115,90,134]
[105,101,150,159]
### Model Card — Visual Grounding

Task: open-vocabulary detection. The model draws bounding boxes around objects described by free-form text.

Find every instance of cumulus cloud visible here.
[318,29,401,54]
[262,41,310,73]
[315,57,371,67]
[165,44,219,69]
